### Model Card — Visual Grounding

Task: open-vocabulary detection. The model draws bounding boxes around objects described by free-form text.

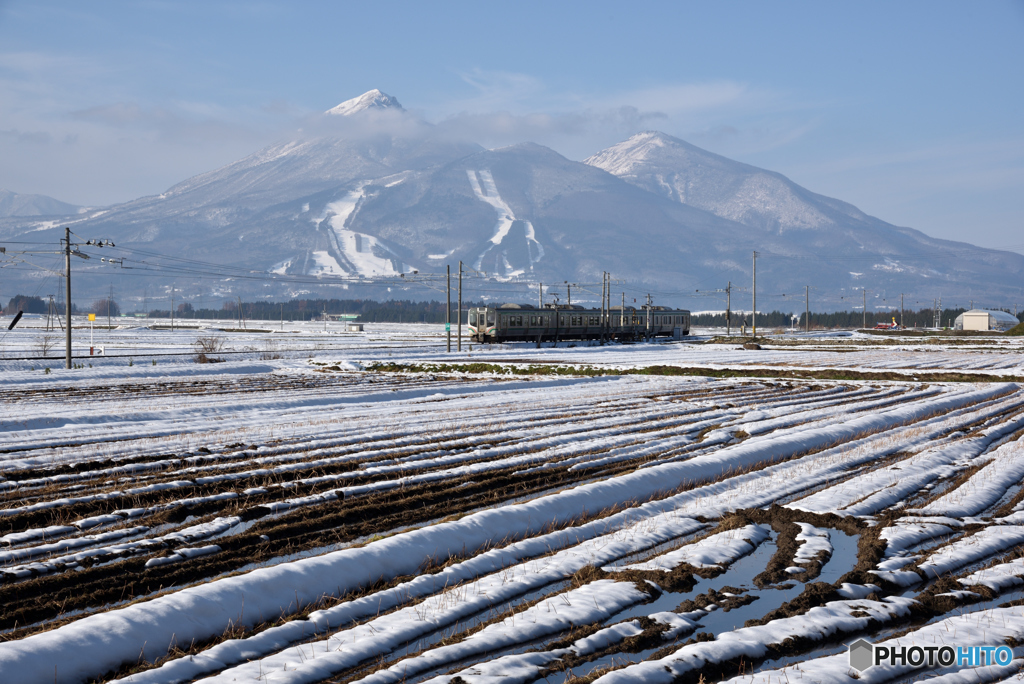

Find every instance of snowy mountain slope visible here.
[343,142,757,285]
[585,131,1024,302]
[585,131,876,233]
[0,189,79,218]
[0,93,481,295]
[466,169,544,275]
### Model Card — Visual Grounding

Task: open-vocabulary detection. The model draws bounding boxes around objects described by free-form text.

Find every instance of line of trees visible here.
[146,298,489,323]
[6,293,1019,329]
[691,307,1024,329]
[3,295,83,315]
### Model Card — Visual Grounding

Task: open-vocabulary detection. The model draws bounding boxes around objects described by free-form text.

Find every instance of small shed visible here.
[346,323,364,332]
[954,309,1020,332]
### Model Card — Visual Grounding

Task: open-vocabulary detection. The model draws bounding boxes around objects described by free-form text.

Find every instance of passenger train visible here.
[467,303,690,343]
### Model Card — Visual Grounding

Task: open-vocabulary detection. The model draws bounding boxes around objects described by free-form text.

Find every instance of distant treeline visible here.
[147,298,489,323]
[3,295,82,315]
[7,293,1021,328]
[691,307,1024,329]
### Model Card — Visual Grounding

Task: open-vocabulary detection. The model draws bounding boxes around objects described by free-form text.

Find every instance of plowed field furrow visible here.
[2,347,1023,684]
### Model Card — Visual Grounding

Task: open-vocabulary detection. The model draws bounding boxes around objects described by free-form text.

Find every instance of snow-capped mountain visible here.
[585,131,879,233]
[1,92,1021,308]
[585,131,1024,306]
[326,89,403,116]
[0,189,79,218]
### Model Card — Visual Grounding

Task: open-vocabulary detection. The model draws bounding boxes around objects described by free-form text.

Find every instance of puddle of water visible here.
[817,530,859,584]
[353,528,868,684]
[608,534,798,629]
[561,534,811,681]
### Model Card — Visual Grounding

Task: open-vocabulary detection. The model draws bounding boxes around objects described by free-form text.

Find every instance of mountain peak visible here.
[0,188,80,217]
[326,89,404,116]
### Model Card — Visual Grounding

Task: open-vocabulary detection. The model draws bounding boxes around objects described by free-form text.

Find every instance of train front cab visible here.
[468,307,496,342]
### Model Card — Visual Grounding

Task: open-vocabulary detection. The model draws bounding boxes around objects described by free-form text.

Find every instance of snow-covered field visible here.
[2,320,1024,683]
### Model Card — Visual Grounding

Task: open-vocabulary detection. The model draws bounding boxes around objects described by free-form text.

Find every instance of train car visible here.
[467,303,690,344]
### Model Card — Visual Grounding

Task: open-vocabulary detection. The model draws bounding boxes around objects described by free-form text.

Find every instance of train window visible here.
[487,311,495,325]
[515,316,522,326]
[469,312,477,325]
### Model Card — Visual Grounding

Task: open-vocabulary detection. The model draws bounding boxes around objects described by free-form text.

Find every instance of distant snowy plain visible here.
[1,319,1024,683]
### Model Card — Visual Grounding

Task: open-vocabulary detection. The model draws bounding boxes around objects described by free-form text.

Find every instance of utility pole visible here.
[170,287,174,332]
[726,281,732,336]
[457,260,462,352]
[539,282,543,309]
[621,292,626,336]
[645,293,652,340]
[900,293,904,332]
[752,251,758,338]
[603,272,609,342]
[805,285,810,333]
[862,289,867,330]
[446,264,451,353]
[237,296,244,329]
[566,282,571,307]
[601,273,608,341]
[600,273,605,342]
[281,302,284,331]
[64,226,72,369]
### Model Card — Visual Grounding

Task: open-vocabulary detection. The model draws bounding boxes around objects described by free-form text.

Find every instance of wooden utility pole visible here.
[169,287,174,332]
[281,302,284,331]
[862,289,867,330]
[726,281,732,336]
[64,226,72,369]
[805,285,810,333]
[900,293,904,333]
[752,251,758,338]
[457,261,462,352]
[598,270,606,339]
[566,282,571,307]
[621,292,626,336]
[446,264,451,353]
[539,282,542,309]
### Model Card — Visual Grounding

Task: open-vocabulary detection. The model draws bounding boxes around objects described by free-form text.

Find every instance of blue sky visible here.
[1,1,1022,250]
